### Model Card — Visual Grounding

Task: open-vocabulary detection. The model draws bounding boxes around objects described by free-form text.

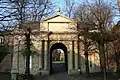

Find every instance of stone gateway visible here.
[11,12,100,76]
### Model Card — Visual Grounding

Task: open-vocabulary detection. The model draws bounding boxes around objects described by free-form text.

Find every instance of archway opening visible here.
[50,43,68,74]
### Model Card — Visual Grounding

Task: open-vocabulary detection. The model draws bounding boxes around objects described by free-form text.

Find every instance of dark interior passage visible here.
[52,49,66,73]
[50,43,68,74]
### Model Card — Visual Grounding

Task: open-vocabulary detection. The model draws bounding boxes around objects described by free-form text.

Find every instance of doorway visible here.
[50,43,68,74]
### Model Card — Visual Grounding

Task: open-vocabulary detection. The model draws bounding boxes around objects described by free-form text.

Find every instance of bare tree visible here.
[111,21,120,73]
[74,2,98,75]
[64,0,75,18]
[0,0,53,79]
[17,0,52,79]
[25,0,52,21]
[74,0,115,80]
[118,0,120,11]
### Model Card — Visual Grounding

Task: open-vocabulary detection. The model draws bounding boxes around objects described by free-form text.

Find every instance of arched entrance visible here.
[50,43,68,74]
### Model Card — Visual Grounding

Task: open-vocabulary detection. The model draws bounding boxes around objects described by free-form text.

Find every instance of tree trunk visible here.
[25,53,30,79]
[25,28,31,79]
[115,52,120,73]
[98,40,107,80]
[84,38,89,75]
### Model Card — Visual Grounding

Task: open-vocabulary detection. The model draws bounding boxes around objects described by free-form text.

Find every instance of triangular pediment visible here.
[43,15,74,23]
[40,14,76,32]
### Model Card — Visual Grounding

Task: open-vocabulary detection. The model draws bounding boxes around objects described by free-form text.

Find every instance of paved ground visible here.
[34,63,119,80]
[0,58,119,80]
[0,71,119,80]
[0,72,11,80]
[35,72,79,80]
[52,63,66,74]
[35,72,120,80]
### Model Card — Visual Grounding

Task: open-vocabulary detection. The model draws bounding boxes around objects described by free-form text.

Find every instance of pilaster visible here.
[74,41,78,69]
[68,41,73,74]
[44,41,48,70]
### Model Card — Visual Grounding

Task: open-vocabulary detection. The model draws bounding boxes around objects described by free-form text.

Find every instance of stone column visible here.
[11,39,19,80]
[11,39,19,72]
[77,40,80,69]
[41,40,45,69]
[39,41,42,69]
[72,40,75,69]
[68,41,73,74]
[43,40,50,75]
[12,52,18,71]
[44,40,48,70]
[74,41,78,70]
[47,40,50,70]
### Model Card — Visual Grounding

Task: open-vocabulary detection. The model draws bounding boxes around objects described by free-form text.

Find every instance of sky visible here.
[53,0,65,10]
[53,0,79,9]
[52,0,80,16]
[53,0,120,23]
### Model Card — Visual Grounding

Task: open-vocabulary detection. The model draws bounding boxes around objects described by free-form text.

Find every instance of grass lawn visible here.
[52,61,65,63]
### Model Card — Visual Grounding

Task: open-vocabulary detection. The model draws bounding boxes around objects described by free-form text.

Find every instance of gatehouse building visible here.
[11,11,101,76]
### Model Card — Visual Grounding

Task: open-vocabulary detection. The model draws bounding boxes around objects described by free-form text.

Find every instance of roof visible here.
[42,14,75,23]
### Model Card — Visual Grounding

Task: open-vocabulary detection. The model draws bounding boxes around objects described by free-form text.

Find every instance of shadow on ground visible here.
[34,72,120,80]
[0,72,11,80]
[52,63,66,74]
